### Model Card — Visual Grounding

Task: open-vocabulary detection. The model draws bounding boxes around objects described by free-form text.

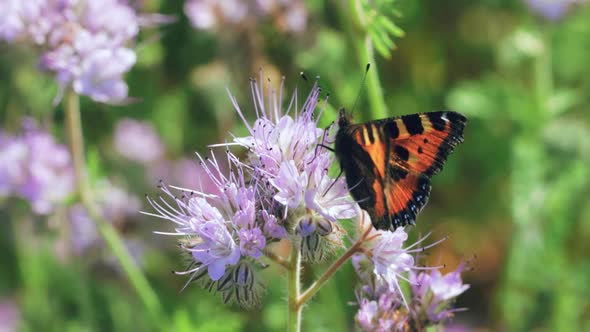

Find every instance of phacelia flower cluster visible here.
[185,0,308,33]
[146,75,356,306]
[0,119,74,215]
[0,0,166,103]
[353,214,469,331]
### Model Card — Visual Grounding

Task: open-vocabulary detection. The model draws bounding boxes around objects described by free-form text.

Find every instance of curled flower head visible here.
[145,151,286,306]
[226,75,357,261]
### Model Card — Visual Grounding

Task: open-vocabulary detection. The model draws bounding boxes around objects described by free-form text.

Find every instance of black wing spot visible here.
[389,165,408,180]
[427,112,446,131]
[418,147,423,154]
[394,145,410,161]
[384,121,399,139]
[402,114,424,135]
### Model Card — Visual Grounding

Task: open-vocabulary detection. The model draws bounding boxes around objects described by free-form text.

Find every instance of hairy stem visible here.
[297,227,371,307]
[64,91,164,325]
[263,247,290,269]
[287,239,302,332]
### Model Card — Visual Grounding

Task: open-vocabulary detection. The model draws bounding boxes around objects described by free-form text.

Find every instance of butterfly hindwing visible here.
[335,110,466,231]
[334,123,386,223]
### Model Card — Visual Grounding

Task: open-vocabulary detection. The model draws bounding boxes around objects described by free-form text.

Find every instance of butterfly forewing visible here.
[335,110,466,231]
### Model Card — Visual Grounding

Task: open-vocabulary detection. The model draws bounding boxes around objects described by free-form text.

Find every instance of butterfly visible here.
[334,109,466,231]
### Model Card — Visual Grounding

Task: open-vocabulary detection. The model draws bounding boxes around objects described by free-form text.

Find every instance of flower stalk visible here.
[64,90,163,325]
[348,0,388,120]
[287,239,303,332]
[297,226,372,307]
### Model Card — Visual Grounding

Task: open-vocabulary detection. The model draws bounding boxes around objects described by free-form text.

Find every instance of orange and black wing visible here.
[335,111,466,231]
[334,122,389,227]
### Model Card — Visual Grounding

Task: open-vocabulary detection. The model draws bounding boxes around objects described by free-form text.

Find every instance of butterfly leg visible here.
[321,169,343,197]
[308,123,335,165]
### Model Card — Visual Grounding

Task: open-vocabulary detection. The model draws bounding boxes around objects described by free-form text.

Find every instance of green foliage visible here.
[1,1,590,331]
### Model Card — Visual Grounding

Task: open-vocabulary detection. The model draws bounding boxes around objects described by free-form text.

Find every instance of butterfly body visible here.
[334,109,466,231]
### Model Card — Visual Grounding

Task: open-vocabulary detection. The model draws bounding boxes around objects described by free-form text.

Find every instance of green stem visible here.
[287,240,302,332]
[64,91,164,325]
[297,227,370,306]
[263,247,290,269]
[348,0,388,120]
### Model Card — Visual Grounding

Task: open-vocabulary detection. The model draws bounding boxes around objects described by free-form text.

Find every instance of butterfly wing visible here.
[334,123,389,227]
[335,111,466,230]
[381,111,466,176]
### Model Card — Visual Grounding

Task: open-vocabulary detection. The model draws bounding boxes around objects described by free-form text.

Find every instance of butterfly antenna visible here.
[350,63,371,118]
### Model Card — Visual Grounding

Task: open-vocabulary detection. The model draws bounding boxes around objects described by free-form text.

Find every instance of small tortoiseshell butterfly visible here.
[334,109,466,231]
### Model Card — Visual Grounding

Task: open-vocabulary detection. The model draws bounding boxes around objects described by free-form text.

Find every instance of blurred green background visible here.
[1,1,589,331]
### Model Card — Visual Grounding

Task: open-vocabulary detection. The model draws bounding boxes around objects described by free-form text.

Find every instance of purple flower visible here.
[261,210,287,239]
[270,160,307,209]
[0,297,20,332]
[185,0,308,33]
[67,179,140,255]
[354,285,408,332]
[145,151,282,302]
[1,0,166,104]
[191,218,241,280]
[239,227,266,258]
[21,129,74,214]
[429,267,470,302]
[73,47,136,103]
[229,75,357,237]
[352,211,466,331]
[0,133,28,196]
[113,118,164,164]
[0,1,25,42]
[369,228,416,306]
[0,120,74,215]
[356,299,379,331]
[525,0,586,20]
[409,264,470,324]
[185,0,247,29]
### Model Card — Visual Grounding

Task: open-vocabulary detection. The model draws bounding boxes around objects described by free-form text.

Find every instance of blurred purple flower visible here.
[0,133,28,196]
[73,47,136,103]
[114,118,164,164]
[21,124,75,214]
[0,120,74,215]
[0,0,166,104]
[67,179,140,255]
[184,0,307,33]
[0,297,20,332]
[525,0,587,20]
